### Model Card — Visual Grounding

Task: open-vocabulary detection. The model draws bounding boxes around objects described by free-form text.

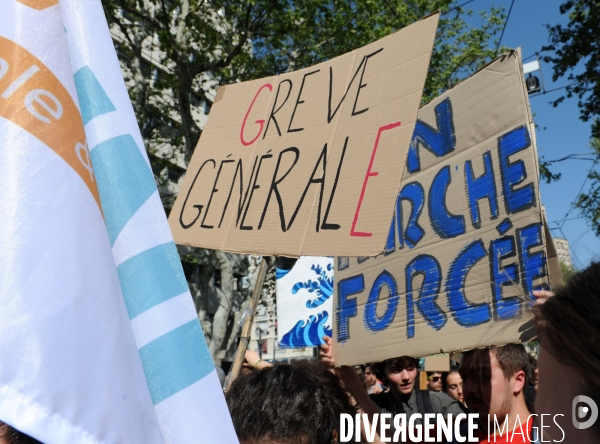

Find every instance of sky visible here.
[463,0,599,269]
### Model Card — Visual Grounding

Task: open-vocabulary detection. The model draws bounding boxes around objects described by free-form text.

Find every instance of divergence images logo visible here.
[572,395,598,430]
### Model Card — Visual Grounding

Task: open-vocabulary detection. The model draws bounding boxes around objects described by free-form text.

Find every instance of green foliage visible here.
[560,260,577,284]
[543,0,600,137]
[543,1,600,236]
[239,1,507,103]
[539,159,562,183]
[574,138,600,236]
[104,0,506,165]
[102,0,508,358]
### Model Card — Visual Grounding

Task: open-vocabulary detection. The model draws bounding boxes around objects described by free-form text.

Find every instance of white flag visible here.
[0,1,162,442]
[0,0,238,442]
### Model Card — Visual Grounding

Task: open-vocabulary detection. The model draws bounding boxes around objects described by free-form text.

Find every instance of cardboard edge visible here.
[391,11,440,36]
[370,13,441,258]
[513,47,555,292]
[213,84,227,104]
[419,10,441,21]
[418,49,519,109]
[543,212,563,288]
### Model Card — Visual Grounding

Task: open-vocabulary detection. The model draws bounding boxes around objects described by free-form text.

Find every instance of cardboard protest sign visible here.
[333,51,551,366]
[424,355,450,372]
[276,257,334,347]
[169,15,439,256]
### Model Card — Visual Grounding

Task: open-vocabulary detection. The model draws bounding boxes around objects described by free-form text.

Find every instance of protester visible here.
[442,367,465,405]
[364,364,385,395]
[226,359,357,444]
[320,336,464,426]
[527,356,538,392]
[533,262,600,444]
[426,371,443,392]
[460,343,533,443]
[369,356,465,423]
[353,365,368,391]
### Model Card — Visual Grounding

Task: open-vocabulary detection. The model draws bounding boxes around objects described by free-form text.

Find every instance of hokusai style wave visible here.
[280,311,332,347]
[291,263,334,309]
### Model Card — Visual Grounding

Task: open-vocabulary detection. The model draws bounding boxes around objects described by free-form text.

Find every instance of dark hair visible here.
[536,262,600,402]
[461,344,529,382]
[526,355,537,387]
[375,356,418,387]
[226,359,357,444]
[382,356,418,372]
[494,344,530,382]
[0,423,41,444]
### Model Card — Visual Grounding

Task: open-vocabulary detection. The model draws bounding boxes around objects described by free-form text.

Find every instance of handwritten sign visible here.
[333,51,553,365]
[169,15,439,256]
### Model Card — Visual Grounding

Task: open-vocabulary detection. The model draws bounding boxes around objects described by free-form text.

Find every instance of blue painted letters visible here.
[517,222,547,297]
[405,255,446,339]
[429,166,466,239]
[489,236,521,319]
[465,151,499,229]
[336,274,364,342]
[446,240,491,326]
[498,126,536,214]
[407,98,456,173]
[364,270,399,332]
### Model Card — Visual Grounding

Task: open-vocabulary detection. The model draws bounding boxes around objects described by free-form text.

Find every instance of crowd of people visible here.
[1,262,598,444]
[224,261,600,443]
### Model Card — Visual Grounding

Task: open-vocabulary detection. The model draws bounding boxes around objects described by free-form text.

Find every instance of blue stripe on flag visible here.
[117,242,189,319]
[139,320,213,405]
[73,66,116,125]
[90,134,156,245]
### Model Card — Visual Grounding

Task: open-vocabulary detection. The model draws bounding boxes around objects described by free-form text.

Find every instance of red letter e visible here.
[350,122,401,237]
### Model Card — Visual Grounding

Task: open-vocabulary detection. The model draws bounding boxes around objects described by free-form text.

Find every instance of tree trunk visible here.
[177,75,199,164]
[208,250,234,366]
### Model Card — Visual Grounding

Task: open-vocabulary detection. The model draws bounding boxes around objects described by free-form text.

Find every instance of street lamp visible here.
[523,57,545,95]
[526,74,541,94]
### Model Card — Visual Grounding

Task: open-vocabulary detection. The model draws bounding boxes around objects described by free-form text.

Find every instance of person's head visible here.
[535,262,600,442]
[381,356,419,396]
[0,423,39,444]
[363,364,377,387]
[460,344,528,418]
[426,371,443,391]
[354,366,366,388]
[226,359,357,444]
[527,355,538,391]
[443,368,464,403]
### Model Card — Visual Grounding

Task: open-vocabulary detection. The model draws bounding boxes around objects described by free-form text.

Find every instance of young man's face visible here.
[364,367,377,387]
[385,364,418,396]
[461,349,513,418]
[445,372,464,403]
[427,372,443,391]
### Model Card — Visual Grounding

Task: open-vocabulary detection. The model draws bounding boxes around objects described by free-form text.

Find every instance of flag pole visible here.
[224,256,272,392]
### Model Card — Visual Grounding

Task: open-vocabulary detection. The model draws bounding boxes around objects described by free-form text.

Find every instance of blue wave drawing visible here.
[280,311,332,347]
[276,268,291,280]
[291,263,334,309]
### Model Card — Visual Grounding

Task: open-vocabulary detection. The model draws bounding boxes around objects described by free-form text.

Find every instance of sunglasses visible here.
[428,376,442,382]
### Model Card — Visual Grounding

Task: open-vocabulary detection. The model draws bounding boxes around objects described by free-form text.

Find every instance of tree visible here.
[103,0,507,365]
[560,260,577,284]
[574,138,600,236]
[543,0,600,236]
[543,0,600,137]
